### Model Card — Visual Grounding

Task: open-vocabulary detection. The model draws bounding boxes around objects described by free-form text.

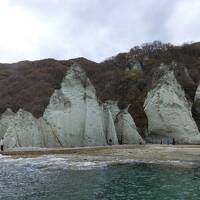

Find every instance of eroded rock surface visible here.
[102,104,119,145]
[195,85,200,101]
[3,109,44,148]
[43,64,107,147]
[0,108,15,139]
[144,71,200,144]
[0,64,143,148]
[193,84,200,130]
[103,101,144,144]
[115,106,145,144]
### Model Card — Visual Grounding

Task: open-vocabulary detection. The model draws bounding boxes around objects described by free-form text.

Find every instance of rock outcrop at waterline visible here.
[4,110,50,148]
[144,71,200,144]
[192,84,200,130]
[0,108,15,139]
[103,101,144,144]
[2,109,61,148]
[115,106,144,144]
[102,103,119,145]
[0,64,142,148]
[43,64,107,147]
[0,42,200,146]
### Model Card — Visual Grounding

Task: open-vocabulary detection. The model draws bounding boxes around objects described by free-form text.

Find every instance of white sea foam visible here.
[0,155,110,171]
[0,154,198,171]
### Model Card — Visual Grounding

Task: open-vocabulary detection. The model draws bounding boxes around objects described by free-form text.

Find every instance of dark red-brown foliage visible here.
[0,41,200,132]
[0,59,70,117]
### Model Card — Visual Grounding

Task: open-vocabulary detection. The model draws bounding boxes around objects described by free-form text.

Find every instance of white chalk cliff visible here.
[193,84,200,130]
[102,101,144,144]
[3,109,44,148]
[144,71,200,144]
[43,64,107,147]
[0,108,15,140]
[0,64,142,148]
[115,106,144,144]
[3,109,61,148]
[195,84,200,102]
[102,103,119,145]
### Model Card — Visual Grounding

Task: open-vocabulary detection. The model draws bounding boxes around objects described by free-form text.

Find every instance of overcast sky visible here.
[0,0,200,63]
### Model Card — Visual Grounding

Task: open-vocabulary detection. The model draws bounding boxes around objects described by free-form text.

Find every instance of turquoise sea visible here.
[0,155,200,200]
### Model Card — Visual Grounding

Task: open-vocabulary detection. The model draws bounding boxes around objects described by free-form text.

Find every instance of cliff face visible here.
[144,71,200,144]
[43,64,107,147]
[0,64,142,148]
[0,108,15,139]
[0,42,200,147]
[193,84,200,130]
[115,107,144,144]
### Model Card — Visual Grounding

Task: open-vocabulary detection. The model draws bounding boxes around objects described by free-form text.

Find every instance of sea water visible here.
[0,155,200,200]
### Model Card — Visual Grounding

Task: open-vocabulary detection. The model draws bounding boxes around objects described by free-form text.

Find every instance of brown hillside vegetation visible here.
[0,59,70,117]
[0,41,200,134]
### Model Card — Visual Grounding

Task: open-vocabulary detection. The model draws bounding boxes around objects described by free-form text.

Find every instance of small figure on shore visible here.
[0,139,4,151]
[172,138,176,145]
[167,136,173,145]
[108,139,112,145]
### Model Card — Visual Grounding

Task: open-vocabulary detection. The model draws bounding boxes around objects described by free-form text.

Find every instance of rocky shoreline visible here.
[0,64,144,148]
[1,145,200,168]
[0,62,200,148]
[0,43,200,148]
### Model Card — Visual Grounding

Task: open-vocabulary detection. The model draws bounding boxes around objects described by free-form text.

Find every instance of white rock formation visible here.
[0,64,144,148]
[102,103,119,145]
[103,101,144,144]
[37,118,62,148]
[195,84,200,102]
[144,71,200,144]
[115,106,144,144]
[3,109,44,148]
[43,64,107,147]
[193,84,200,130]
[131,61,142,71]
[3,109,62,148]
[104,101,120,121]
[0,108,15,139]
[128,58,143,71]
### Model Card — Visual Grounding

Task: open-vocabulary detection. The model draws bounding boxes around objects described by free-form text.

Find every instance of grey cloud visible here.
[1,0,200,63]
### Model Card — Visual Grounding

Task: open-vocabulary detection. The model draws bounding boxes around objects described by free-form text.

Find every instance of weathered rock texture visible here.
[3,109,61,148]
[4,109,44,148]
[115,106,144,144]
[102,104,119,145]
[193,84,200,130]
[0,42,200,132]
[0,108,15,139]
[43,64,107,147]
[0,64,142,148]
[144,71,200,144]
[195,85,200,102]
[1,42,200,146]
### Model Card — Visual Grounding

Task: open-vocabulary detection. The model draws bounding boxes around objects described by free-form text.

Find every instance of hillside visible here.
[0,41,200,135]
